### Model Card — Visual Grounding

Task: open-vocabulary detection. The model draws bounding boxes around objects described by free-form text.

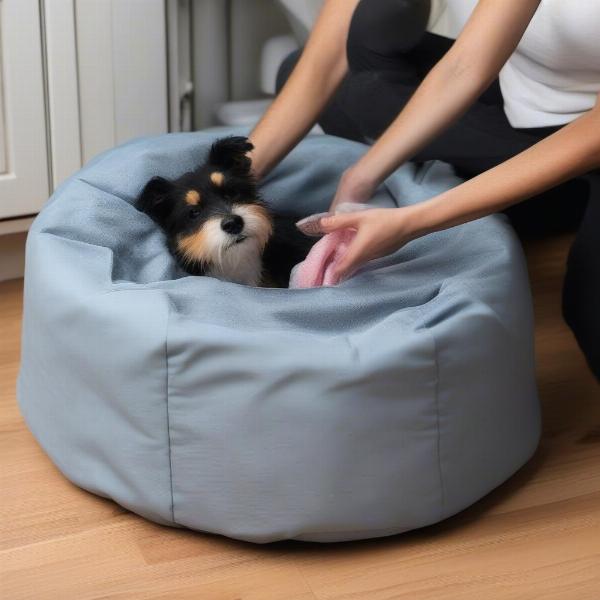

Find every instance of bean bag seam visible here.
[442,277,527,350]
[430,329,445,521]
[417,278,530,524]
[416,302,446,522]
[342,334,361,365]
[413,160,436,185]
[164,296,178,525]
[36,231,117,295]
[76,177,130,204]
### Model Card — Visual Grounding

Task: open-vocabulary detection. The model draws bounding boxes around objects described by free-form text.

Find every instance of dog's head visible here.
[136,136,273,281]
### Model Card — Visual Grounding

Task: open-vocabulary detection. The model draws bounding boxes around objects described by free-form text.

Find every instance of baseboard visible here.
[0,216,35,235]
[0,232,27,282]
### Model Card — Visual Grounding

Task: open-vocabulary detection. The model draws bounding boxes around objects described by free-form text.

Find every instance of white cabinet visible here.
[0,0,290,229]
[75,0,169,165]
[0,0,50,220]
[0,0,169,223]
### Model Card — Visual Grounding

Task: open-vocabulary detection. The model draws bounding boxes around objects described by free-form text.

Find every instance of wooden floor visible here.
[1,234,599,600]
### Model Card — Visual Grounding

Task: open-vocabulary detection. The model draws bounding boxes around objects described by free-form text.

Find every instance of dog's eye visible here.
[188,208,201,219]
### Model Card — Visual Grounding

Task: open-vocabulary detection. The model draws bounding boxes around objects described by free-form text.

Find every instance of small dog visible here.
[136,136,314,287]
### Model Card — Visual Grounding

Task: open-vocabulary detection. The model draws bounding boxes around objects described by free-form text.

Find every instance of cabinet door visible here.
[76,0,169,164]
[0,0,50,219]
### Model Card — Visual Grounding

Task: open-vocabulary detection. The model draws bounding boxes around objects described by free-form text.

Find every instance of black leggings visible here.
[276,0,600,380]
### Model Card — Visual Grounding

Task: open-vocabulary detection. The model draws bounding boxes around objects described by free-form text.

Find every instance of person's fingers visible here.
[331,232,370,283]
[319,212,360,234]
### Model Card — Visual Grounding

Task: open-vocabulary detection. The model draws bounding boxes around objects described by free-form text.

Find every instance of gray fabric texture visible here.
[18,129,540,543]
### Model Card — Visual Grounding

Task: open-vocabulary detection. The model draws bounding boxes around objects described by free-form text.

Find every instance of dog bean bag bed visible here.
[18,129,540,543]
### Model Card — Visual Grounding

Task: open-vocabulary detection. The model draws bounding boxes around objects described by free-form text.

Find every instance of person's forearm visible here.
[315,104,598,284]
[249,0,359,179]
[405,105,600,238]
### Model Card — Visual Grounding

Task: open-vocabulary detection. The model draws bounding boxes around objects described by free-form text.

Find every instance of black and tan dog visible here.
[136,136,314,287]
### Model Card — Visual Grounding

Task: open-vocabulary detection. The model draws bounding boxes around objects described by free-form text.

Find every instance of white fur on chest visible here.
[206,238,264,286]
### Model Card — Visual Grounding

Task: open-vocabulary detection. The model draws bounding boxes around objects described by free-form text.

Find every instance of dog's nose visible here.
[221,214,244,235]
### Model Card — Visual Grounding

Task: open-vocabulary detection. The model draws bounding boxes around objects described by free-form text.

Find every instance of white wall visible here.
[0,64,6,176]
[430,0,475,38]
[191,0,230,128]
[229,0,290,101]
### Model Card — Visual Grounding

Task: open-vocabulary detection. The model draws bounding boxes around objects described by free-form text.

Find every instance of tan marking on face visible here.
[177,226,211,266]
[185,190,201,205]
[210,171,225,187]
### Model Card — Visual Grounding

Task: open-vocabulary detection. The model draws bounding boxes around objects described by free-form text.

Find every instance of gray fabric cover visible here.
[18,130,540,543]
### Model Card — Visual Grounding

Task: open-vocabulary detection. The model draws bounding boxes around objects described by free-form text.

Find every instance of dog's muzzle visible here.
[221,214,244,235]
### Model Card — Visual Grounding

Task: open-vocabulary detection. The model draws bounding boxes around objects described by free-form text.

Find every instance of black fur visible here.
[136,136,314,287]
[208,136,254,175]
[263,214,315,287]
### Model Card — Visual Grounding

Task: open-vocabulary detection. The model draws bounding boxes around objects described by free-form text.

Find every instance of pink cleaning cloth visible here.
[289,228,357,288]
[290,203,372,288]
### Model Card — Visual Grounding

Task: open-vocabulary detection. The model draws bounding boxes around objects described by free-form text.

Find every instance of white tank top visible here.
[444,0,600,128]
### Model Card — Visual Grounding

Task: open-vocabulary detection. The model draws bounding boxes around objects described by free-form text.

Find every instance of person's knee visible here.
[275,48,302,95]
[562,191,600,380]
[563,271,600,380]
[347,0,430,72]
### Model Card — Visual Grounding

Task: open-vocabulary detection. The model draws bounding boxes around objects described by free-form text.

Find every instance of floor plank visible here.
[1,235,598,600]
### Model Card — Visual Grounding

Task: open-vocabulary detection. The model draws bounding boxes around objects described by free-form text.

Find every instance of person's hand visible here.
[319,206,418,284]
[329,167,377,211]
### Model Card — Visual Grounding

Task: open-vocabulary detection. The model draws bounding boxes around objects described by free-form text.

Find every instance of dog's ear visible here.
[208,136,254,175]
[136,176,174,229]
